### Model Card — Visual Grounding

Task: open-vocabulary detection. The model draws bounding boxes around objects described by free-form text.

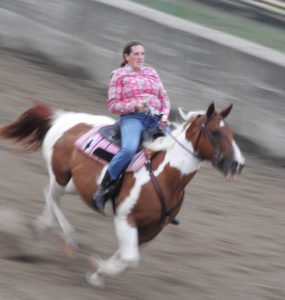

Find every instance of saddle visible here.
[75,123,165,172]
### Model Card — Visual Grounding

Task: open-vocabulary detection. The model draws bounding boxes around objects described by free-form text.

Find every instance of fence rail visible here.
[216,0,285,17]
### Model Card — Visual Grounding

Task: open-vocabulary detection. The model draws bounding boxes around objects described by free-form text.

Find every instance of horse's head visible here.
[183,103,245,179]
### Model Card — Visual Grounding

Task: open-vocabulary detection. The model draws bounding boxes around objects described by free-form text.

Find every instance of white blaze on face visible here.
[220,120,225,127]
[232,140,245,165]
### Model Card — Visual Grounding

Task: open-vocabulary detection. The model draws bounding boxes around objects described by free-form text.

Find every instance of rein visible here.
[162,126,204,161]
[164,116,223,164]
[145,159,183,225]
[145,111,204,160]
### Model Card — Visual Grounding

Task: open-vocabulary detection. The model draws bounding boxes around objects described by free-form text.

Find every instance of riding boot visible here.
[92,171,114,214]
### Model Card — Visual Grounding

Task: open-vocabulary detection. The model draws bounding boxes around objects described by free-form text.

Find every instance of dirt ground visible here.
[0,49,285,300]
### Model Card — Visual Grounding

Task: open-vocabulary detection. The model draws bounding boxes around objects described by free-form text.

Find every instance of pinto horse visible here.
[0,102,244,286]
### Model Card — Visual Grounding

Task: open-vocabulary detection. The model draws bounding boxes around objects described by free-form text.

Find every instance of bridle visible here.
[163,115,225,164]
[196,116,226,167]
[163,126,204,160]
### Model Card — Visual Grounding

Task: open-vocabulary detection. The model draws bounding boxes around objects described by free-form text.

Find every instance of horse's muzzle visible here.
[213,157,245,178]
[230,161,244,175]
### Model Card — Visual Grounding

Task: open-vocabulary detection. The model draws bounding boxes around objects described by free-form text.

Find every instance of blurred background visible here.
[0,1,284,299]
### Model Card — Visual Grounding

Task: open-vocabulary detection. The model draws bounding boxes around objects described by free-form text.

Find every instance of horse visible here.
[0,102,245,286]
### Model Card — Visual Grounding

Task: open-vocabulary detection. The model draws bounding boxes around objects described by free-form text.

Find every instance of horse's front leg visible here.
[115,214,140,264]
[87,216,140,286]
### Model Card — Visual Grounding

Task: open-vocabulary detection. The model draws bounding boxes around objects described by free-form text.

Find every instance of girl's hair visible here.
[120,41,144,67]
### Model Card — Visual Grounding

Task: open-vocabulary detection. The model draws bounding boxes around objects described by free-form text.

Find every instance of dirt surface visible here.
[0,50,285,300]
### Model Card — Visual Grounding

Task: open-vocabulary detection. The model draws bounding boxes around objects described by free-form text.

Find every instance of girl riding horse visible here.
[0,102,245,286]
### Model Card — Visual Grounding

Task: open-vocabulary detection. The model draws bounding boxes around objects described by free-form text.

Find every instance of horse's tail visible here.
[0,103,53,151]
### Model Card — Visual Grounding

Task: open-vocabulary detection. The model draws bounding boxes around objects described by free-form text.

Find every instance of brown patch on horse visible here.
[135,161,197,244]
[0,103,53,150]
[53,123,107,210]
[71,149,105,210]
[52,123,93,186]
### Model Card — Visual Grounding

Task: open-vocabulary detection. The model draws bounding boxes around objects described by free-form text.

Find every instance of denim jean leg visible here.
[107,116,144,180]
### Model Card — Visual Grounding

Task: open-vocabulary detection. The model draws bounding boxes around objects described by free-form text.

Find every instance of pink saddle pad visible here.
[74,125,147,172]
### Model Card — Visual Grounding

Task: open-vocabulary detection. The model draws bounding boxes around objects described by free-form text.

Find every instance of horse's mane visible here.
[183,110,205,123]
[144,124,183,151]
[144,110,205,152]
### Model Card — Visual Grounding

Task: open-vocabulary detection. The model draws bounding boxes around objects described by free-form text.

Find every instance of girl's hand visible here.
[135,103,147,112]
[159,115,169,130]
[161,115,169,123]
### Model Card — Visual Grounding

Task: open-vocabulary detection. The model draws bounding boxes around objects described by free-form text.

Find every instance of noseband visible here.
[193,117,225,165]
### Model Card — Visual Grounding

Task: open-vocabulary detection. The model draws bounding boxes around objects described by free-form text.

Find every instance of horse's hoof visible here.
[86,272,105,287]
[88,255,100,272]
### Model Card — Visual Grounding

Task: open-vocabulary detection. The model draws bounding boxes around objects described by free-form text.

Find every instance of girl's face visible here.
[125,45,145,70]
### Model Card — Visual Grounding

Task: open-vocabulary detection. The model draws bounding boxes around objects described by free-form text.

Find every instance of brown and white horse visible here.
[0,102,244,286]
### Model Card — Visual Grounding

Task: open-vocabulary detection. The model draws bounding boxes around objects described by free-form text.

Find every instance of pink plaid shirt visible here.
[108,65,170,116]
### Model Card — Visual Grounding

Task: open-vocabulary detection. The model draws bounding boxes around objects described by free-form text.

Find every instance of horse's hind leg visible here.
[35,175,78,251]
[35,176,62,231]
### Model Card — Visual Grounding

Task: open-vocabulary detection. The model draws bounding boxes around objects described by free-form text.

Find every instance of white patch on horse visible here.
[166,141,201,175]
[147,126,202,176]
[144,126,182,152]
[117,167,150,217]
[114,170,150,266]
[43,111,114,165]
[37,175,65,230]
[114,216,140,263]
[220,120,225,127]
[232,140,245,165]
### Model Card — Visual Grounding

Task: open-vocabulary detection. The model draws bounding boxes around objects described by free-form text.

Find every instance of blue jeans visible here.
[107,112,160,181]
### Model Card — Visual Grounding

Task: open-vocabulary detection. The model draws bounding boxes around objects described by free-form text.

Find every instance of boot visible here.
[92,171,114,214]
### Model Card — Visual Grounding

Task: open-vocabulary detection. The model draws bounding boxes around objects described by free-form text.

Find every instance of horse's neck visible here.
[148,134,201,199]
[162,132,202,175]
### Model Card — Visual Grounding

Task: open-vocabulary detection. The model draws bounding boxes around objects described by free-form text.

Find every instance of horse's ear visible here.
[206,102,215,119]
[220,104,233,119]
